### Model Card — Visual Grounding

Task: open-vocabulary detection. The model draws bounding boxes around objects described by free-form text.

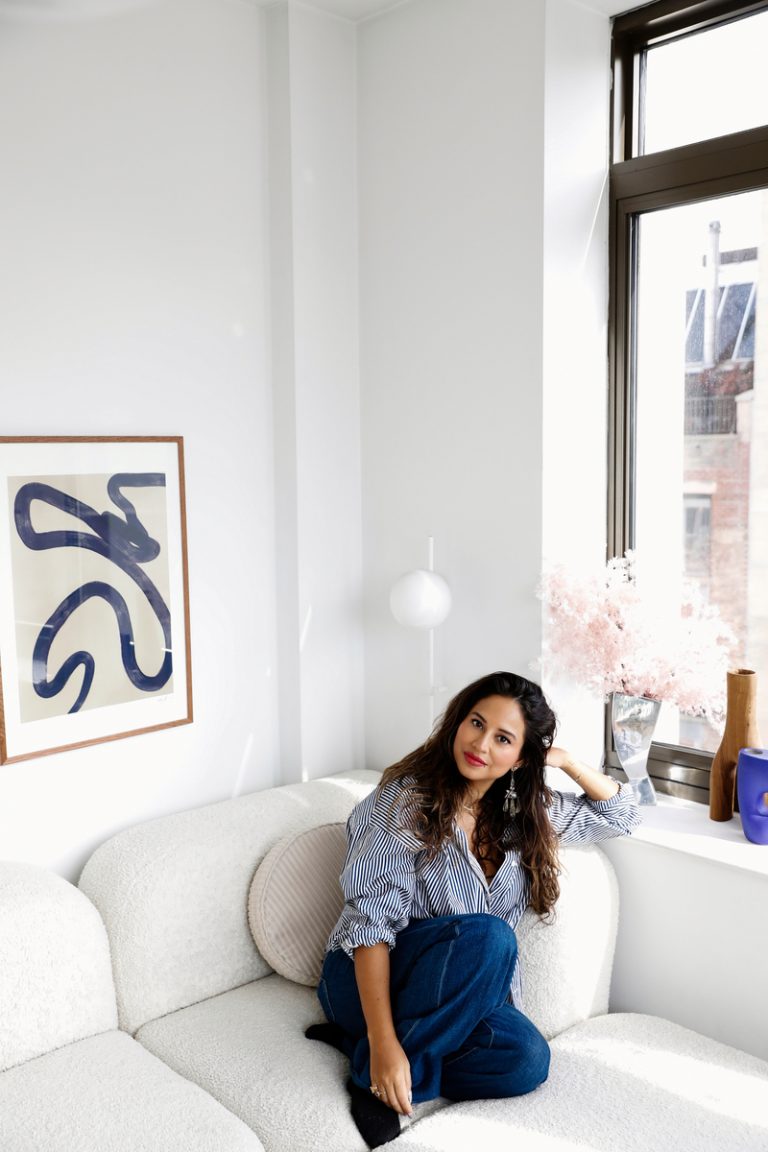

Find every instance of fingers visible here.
[370,1084,411,1115]
[376,1077,412,1116]
[368,1038,413,1116]
[392,1079,413,1116]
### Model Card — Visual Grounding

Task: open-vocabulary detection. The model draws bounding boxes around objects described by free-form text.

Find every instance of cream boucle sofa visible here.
[2,770,767,1152]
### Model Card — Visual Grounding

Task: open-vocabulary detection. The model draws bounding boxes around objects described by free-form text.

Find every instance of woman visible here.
[307,671,640,1148]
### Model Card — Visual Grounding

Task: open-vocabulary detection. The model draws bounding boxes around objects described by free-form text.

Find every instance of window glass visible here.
[644,13,768,153]
[634,189,768,751]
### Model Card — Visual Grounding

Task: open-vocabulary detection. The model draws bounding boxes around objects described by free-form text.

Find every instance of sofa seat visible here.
[0,1029,262,1152]
[392,1013,768,1152]
[0,860,262,1152]
[137,973,367,1152]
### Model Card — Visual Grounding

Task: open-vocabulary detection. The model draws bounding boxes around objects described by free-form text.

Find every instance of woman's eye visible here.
[498,735,510,744]
[471,717,482,728]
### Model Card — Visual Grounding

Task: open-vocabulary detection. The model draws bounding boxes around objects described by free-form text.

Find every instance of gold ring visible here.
[370,1085,381,1098]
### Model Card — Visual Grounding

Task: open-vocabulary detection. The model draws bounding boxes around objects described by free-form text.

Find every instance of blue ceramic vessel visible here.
[737,748,768,845]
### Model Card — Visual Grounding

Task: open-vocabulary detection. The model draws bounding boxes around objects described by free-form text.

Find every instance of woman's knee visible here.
[515,1027,551,1094]
[495,1008,551,1096]
[489,1027,550,1098]
[441,1021,550,1102]
[454,913,518,963]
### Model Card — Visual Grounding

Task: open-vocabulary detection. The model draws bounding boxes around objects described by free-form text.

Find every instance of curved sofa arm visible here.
[0,862,118,1072]
[78,771,378,1035]
[516,844,619,1040]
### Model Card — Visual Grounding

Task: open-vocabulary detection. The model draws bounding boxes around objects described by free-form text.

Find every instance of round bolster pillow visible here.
[247,822,347,986]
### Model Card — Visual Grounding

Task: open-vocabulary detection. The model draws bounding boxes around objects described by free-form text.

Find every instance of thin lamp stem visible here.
[428,624,435,728]
[428,534,435,728]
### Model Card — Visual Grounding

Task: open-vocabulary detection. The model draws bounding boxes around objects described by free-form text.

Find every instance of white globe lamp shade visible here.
[389,569,451,629]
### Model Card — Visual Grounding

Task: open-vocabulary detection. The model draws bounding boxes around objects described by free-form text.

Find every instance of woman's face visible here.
[452,694,526,798]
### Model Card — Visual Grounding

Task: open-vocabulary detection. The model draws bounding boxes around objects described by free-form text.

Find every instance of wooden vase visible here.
[709,668,760,822]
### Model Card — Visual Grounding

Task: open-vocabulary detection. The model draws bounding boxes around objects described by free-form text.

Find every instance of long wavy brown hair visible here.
[380,671,561,917]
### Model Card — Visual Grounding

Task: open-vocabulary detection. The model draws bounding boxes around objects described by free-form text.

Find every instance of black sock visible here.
[304,1022,347,1054]
[347,1079,401,1149]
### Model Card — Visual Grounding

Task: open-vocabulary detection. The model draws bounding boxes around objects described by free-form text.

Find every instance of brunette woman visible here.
[307,671,640,1148]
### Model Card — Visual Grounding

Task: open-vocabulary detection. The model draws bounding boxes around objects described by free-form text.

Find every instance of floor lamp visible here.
[389,537,451,728]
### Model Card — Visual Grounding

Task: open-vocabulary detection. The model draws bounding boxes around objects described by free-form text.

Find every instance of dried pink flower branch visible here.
[539,552,735,722]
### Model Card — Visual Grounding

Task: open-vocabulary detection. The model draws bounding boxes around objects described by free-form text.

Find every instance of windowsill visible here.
[627,794,768,877]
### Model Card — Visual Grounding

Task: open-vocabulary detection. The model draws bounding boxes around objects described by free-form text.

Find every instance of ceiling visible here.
[295,0,406,20]
[297,0,636,20]
[0,0,637,21]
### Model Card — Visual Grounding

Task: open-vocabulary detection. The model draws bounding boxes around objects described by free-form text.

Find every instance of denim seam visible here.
[399,935,456,1046]
[435,937,456,1009]
[443,1045,479,1067]
[442,1017,494,1067]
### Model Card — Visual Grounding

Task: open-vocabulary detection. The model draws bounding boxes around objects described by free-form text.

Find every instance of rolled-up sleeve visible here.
[548,781,641,845]
[329,782,421,958]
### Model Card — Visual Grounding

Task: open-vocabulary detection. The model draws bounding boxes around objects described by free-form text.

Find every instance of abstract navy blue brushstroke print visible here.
[14,473,172,714]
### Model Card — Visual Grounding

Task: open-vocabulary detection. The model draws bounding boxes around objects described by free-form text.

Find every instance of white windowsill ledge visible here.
[628,794,768,877]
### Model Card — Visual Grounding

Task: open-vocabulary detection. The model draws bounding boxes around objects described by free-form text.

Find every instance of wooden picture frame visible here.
[0,436,192,763]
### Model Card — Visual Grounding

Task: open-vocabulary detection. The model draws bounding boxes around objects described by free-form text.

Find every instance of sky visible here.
[645,11,768,154]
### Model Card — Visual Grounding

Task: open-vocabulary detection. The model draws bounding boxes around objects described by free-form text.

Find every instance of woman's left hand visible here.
[546,746,575,771]
[546,746,621,801]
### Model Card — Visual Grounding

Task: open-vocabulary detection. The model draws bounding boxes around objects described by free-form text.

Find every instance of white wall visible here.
[357,0,613,769]
[0,0,365,881]
[269,2,365,783]
[540,0,611,766]
[603,836,768,1062]
[358,0,547,767]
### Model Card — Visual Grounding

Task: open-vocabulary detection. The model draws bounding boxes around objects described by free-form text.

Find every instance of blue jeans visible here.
[317,913,550,1103]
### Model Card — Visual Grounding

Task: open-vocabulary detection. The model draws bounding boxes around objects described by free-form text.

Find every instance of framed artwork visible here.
[0,436,192,764]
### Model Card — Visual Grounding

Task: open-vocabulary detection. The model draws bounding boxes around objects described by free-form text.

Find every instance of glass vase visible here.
[610,693,661,806]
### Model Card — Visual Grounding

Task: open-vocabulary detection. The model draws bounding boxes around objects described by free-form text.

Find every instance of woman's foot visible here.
[304,1022,347,1053]
[347,1079,401,1148]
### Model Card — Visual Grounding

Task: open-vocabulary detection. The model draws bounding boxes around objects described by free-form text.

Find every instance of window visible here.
[683,493,712,582]
[643,9,768,153]
[609,0,768,801]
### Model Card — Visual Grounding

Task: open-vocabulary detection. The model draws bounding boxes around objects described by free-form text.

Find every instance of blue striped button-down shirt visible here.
[326,777,640,1004]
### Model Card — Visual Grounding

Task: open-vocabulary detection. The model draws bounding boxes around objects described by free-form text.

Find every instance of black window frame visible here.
[608,0,768,802]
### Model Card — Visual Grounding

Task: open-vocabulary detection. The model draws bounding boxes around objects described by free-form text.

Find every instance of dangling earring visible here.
[504,771,518,817]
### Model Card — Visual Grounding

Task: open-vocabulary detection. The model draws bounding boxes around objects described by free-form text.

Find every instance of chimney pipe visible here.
[703,220,720,368]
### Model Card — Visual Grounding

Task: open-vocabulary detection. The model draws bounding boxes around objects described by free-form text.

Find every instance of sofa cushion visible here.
[78,771,378,1034]
[248,822,346,986]
[0,863,118,1073]
[0,1029,263,1152]
[515,844,619,1040]
[392,1013,768,1152]
[136,974,366,1152]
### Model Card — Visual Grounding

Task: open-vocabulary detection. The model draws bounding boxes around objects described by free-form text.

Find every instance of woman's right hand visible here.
[369,1033,413,1116]
[354,942,413,1115]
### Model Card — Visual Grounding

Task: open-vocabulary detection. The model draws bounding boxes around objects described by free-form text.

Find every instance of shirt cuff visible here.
[337,924,398,959]
[591,781,637,810]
